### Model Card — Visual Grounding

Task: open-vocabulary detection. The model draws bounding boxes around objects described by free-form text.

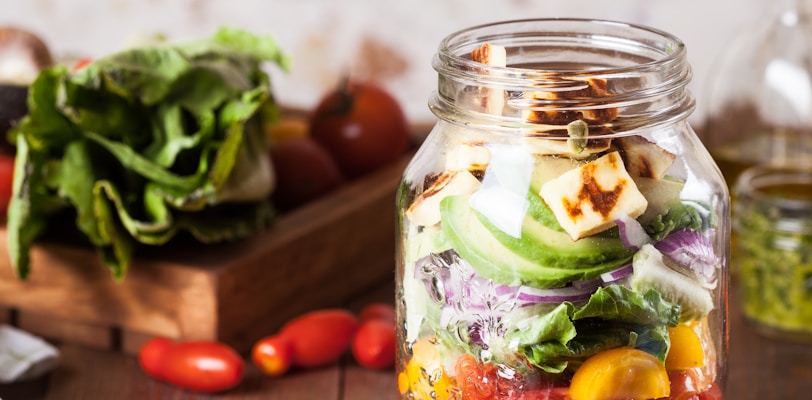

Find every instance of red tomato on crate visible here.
[138,337,244,393]
[269,136,344,212]
[309,80,411,178]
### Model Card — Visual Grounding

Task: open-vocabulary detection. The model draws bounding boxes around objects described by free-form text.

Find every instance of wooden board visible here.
[0,153,410,354]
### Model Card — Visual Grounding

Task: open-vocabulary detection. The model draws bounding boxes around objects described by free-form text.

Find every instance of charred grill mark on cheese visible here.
[562,161,626,221]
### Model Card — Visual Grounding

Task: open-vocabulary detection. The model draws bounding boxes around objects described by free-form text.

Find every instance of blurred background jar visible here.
[702,0,812,184]
[733,165,812,342]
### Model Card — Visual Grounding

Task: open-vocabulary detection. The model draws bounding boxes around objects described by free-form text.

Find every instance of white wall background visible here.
[0,0,772,126]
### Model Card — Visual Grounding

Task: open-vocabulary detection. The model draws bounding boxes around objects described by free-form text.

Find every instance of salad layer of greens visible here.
[7,28,289,280]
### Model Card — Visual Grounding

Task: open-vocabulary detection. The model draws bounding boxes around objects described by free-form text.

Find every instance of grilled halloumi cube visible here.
[613,135,676,179]
[524,137,612,160]
[522,78,619,124]
[540,151,648,240]
[471,42,507,115]
[406,169,481,226]
[445,142,490,172]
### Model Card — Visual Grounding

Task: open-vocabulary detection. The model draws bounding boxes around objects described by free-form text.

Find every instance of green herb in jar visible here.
[735,166,812,341]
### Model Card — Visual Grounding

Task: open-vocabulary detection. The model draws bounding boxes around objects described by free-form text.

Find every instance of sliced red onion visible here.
[517,285,594,304]
[600,263,634,283]
[572,277,602,290]
[615,213,653,251]
[655,229,719,288]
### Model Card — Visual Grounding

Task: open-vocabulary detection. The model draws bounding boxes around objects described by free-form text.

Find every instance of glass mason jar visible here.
[734,165,812,342]
[395,19,729,400]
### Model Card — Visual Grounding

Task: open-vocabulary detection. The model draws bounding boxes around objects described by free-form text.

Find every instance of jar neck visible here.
[429,19,695,136]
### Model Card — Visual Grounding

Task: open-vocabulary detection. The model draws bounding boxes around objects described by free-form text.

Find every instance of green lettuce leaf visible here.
[643,202,705,241]
[8,27,289,280]
[508,286,680,374]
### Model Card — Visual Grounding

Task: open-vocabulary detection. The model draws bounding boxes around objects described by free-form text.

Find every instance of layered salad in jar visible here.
[396,44,724,400]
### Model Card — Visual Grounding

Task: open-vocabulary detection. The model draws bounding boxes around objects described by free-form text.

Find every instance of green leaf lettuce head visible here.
[7,27,290,280]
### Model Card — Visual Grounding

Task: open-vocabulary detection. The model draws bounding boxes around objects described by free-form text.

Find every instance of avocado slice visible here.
[634,176,685,224]
[483,196,634,267]
[440,195,632,288]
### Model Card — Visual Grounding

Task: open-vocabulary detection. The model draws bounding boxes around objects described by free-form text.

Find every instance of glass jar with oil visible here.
[702,0,812,184]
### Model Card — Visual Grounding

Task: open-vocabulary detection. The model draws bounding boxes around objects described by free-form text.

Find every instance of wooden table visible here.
[0,279,811,400]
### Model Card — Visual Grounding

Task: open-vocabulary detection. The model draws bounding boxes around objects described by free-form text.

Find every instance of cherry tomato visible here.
[352,318,396,370]
[666,324,706,370]
[138,337,173,379]
[698,383,723,400]
[0,154,14,215]
[309,80,410,178]
[668,369,722,400]
[269,137,344,212]
[279,308,359,368]
[138,338,244,393]
[251,334,294,377]
[568,347,670,400]
[359,302,396,323]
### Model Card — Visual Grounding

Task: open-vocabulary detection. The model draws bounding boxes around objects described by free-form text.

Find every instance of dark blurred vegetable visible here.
[7,27,289,280]
[269,136,344,212]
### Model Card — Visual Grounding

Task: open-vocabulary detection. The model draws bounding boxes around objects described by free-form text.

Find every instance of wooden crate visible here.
[0,154,410,355]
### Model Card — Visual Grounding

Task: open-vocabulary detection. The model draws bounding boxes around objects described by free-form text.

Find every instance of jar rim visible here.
[735,164,812,208]
[436,18,687,77]
[429,18,695,135]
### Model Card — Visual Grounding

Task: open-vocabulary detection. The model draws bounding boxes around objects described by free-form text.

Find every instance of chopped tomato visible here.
[698,383,723,400]
[454,353,568,400]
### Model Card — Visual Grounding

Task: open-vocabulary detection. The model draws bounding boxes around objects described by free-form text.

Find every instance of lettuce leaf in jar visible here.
[7,27,290,280]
